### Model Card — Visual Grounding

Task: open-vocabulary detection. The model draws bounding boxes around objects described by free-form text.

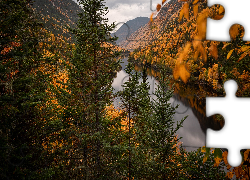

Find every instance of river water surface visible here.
[111,57,218,151]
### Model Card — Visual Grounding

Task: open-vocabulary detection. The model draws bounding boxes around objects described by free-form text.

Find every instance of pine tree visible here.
[118,61,188,179]
[0,0,58,178]
[68,0,122,178]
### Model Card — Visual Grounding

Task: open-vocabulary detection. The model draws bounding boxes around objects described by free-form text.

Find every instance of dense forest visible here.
[0,0,249,179]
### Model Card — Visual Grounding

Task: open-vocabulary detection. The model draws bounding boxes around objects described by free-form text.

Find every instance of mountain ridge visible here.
[32,0,81,39]
[111,17,149,46]
[119,0,182,50]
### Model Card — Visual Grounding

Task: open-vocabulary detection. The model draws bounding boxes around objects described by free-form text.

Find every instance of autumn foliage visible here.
[131,0,249,97]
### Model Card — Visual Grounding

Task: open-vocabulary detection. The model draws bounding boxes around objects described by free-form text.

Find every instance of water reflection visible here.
[112,57,206,151]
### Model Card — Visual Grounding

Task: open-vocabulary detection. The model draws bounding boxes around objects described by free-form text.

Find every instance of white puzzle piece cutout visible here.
[206,80,250,167]
[206,0,250,41]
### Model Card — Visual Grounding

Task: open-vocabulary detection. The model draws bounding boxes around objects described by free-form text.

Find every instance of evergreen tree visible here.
[0,0,59,178]
[118,62,187,179]
[68,0,123,178]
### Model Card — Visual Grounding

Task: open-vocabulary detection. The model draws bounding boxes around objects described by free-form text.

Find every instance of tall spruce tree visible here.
[117,62,187,179]
[0,0,60,178]
[68,0,122,178]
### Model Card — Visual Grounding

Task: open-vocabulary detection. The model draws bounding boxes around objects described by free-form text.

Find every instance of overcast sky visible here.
[72,0,162,30]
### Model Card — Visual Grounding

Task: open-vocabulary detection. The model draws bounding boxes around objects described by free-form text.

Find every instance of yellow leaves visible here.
[193,39,207,62]
[229,24,240,40]
[238,45,250,62]
[214,157,222,167]
[227,49,234,59]
[150,12,155,22]
[213,148,222,167]
[173,63,190,83]
[0,46,12,55]
[196,9,209,40]
[222,42,231,49]
[240,45,250,52]
[193,0,199,4]
[193,4,199,18]
[226,172,234,179]
[0,41,22,55]
[179,3,189,22]
[180,42,191,61]
[212,5,224,20]
[208,42,218,60]
[51,33,55,42]
[105,105,129,132]
[222,151,232,170]
[173,43,191,83]
[43,49,54,58]
[183,3,189,20]
[218,5,224,14]
[244,149,250,162]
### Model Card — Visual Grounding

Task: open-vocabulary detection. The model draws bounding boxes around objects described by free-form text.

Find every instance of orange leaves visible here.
[150,12,155,22]
[212,5,224,20]
[196,9,209,40]
[150,3,162,22]
[214,157,222,167]
[208,42,218,60]
[183,3,189,20]
[243,149,250,162]
[105,105,130,132]
[193,4,199,18]
[156,4,161,12]
[193,0,199,4]
[226,172,234,179]
[229,24,240,40]
[173,43,191,83]
[213,148,222,167]
[193,39,207,62]
[222,151,232,170]
[179,42,191,61]
[238,45,250,62]
[227,49,234,60]
[0,41,22,55]
[173,63,190,83]
[222,149,250,179]
[1,46,13,55]
[179,2,189,22]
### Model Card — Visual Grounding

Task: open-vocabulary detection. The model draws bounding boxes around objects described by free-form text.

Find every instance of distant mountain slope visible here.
[111,17,149,46]
[32,0,81,39]
[119,0,182,50]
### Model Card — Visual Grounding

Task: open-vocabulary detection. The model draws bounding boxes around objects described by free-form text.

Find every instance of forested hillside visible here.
[111,17,149,46]
[32,0,81,39]
[120,0,182,50]
[130,0,250,97]
[1,0,249,179]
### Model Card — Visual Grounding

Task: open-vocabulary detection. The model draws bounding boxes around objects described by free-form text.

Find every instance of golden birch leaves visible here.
[173,43,191,83]
[179,2,189,22]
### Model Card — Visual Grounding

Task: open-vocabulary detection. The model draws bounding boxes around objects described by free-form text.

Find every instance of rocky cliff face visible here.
[119,0,182,50]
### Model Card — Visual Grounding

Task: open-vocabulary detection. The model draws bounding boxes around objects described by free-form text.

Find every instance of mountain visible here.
[111,17,149,46]
[119,0,182,50]
[32,0,81,39]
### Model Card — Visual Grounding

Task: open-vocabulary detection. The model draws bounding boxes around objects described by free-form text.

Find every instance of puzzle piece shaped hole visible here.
[206,80,250,167]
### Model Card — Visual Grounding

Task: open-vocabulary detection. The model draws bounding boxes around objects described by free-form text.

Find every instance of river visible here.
[112,57,223,151]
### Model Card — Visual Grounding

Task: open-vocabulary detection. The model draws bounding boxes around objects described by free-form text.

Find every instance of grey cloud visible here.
[104,0,148,8]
